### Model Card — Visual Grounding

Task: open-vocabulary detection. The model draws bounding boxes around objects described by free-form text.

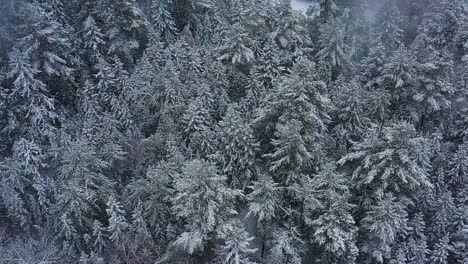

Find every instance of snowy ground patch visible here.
[291,0,314,13]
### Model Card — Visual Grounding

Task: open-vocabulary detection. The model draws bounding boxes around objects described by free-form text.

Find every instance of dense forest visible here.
[0,0,467,263]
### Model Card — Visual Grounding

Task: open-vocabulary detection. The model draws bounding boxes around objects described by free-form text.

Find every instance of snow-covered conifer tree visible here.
[309,163,358,263]
[216,220,258,264]
[339,121,432,200]
[172,159,242,253]
[360,194,408,263]
[106,196,128,245]
[216,105,258,189]
[152,0,178,42]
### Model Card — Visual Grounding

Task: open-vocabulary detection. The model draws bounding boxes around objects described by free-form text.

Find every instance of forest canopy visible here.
[0,0,467,263]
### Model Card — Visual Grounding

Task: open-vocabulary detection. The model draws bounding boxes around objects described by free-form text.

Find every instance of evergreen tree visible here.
[379,46,418,117]
[412,48,454,122]
[317,18,352,70]
[331,77,370,154]
[172,159,242,253]
[151,0,178,42]
[266,228,303,264]
[217,23,255,64]
[190,126,217,159]
[272,0,306,53]
[406,213,429,264]
[246,175,280,224]
[266,120,313,186]
[182,97,213,145]
[130,201,151,239]
[421,0,465,50]
[451,218,468,263]
[259,58,330,178]
[12,1,74,78]
[53,137,113,250]
[158,59,187,118]
[250,41,283,93]
[246,174,281,260]
[6,48,57,135]
[82,15,106,58]
[309,163,358,263]
[374,1,404,55]
[0,138,50,226]
[429,235,452,264]
[43,0,70,27]
[448,145,468,202]
[431,183,456,237]
[216,105,259,189]
[127,162,175,236]
[92,220,107,254]
[318,0,339,23]
[0,158,29,225]
[94,57,115,104]
[360,194,408,263]
[339,121,432,200]
[106,196,128,245]
[105,0,150,64]
[217,220,258,264]
[360,42,387,89]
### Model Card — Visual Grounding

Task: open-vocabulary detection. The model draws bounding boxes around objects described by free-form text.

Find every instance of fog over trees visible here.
[0,0,467,263]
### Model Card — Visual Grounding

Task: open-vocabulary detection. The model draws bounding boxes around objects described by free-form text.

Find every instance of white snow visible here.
[291,0,314,13]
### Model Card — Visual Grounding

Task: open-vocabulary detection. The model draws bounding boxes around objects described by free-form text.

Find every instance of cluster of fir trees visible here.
[0,0,467,263]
